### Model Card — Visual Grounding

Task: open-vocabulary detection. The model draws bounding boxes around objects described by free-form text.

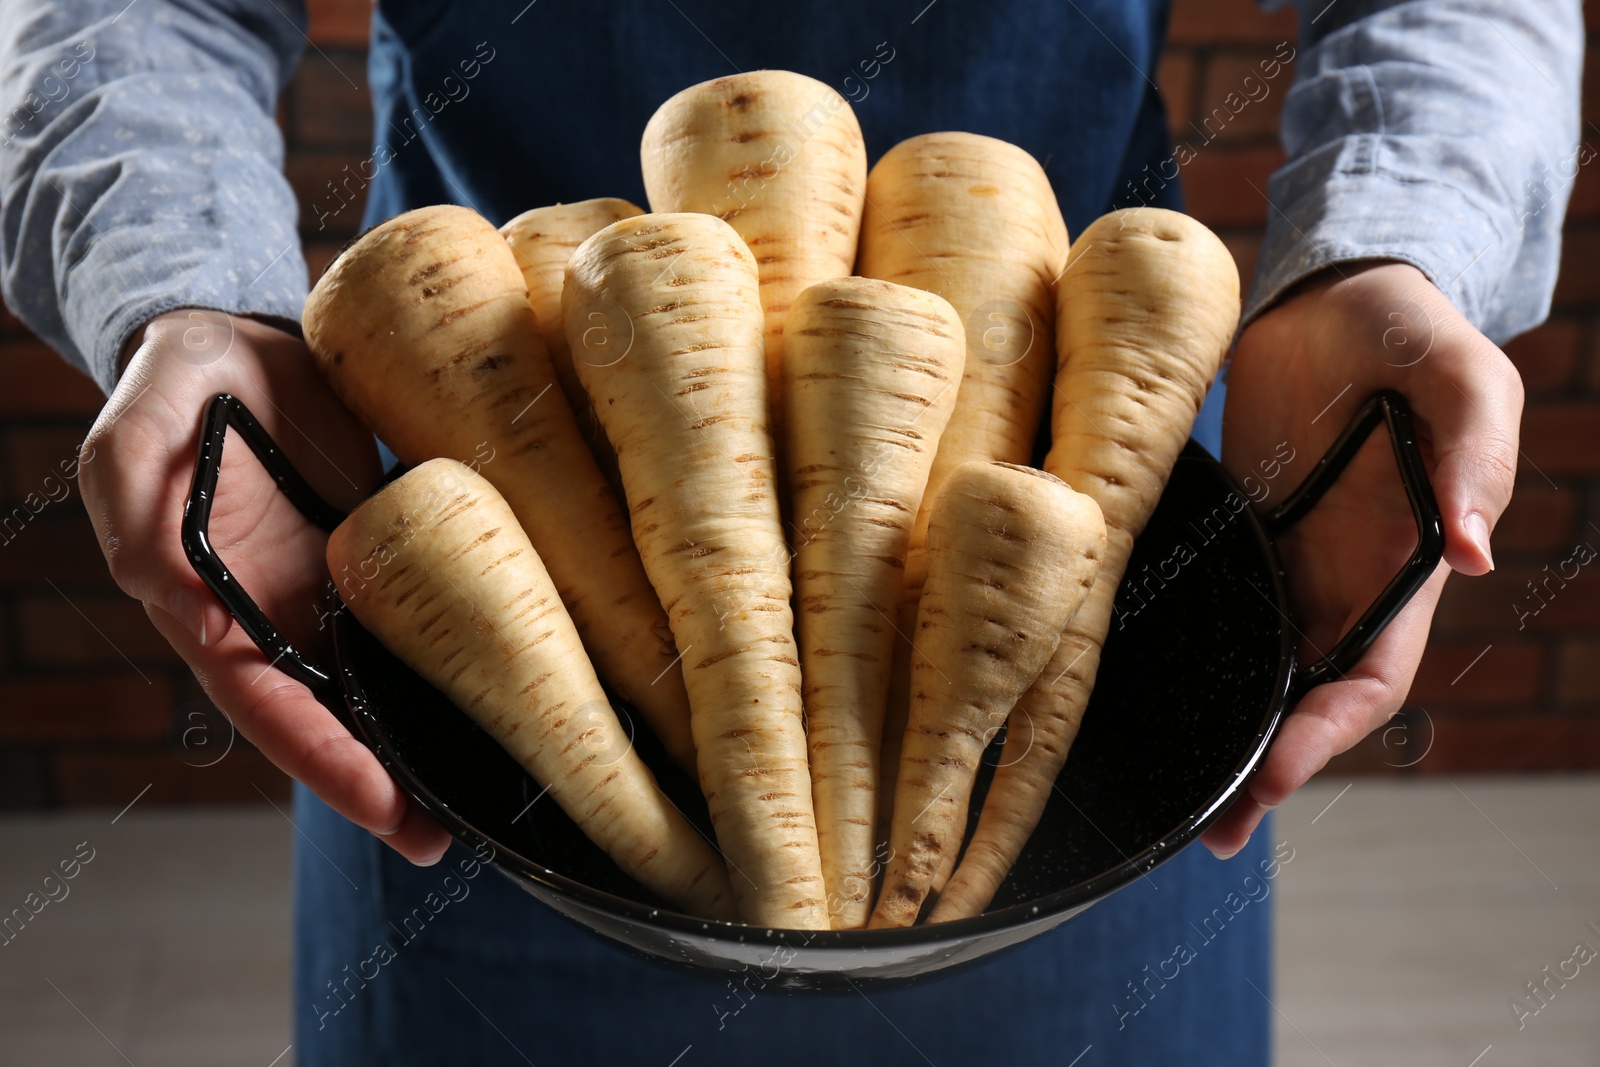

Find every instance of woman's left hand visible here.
[1203,262,1524,857]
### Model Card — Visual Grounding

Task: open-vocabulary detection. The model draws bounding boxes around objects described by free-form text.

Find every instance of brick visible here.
[285,151,372,238]
[1191,50,1290,143]
[1179,145,1285,229]
[1409,639,1545,706]
[0,508,115,590]
[1168,0,1297,45]
[0,674,172,742]
[53,745,293,807]
[306,0,370,48]
[1492,484,1580,555]
[1435,558,1600,634]
[1553,228,1600,310]
[1221,231,1262,290]
[15,595,181,668]
[1417,716,1600,772]
[2,424,92,507]
[1556,638,1600,705]
[1158,49,1197,137]
[288,51,371,149]
[1520,401,1600,476]
[1504,318,1581,395]
[0,337,104,418]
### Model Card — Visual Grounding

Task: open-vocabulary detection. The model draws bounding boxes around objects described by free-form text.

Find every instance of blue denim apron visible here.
[293,2,1260,1061]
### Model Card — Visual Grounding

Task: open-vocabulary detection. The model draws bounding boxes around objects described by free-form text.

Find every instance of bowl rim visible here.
[335,443,1295,950]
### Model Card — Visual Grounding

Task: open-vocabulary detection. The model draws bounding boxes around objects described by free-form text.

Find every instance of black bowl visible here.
[185,392,1442,991]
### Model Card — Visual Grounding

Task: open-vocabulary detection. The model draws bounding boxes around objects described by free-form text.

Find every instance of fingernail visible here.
[375,823,401,837]
[1213,834,1250,861]
[412,849,446,867]
[171,587,206,646]
[1467,513,1494,571]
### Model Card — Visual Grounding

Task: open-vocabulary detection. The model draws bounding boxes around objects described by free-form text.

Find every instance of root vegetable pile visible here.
[302,70,1240,931]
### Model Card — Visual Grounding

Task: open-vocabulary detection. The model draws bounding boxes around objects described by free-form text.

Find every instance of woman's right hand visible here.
[79,309,453,865]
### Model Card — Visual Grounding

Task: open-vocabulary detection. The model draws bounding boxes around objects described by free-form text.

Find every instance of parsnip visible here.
[564,212,827,930]
[641,71,867,431]
[931,208,1240,922]
[304,205,696,773]
[326,459,734,920]
[869,461,1104,929]
[855,132,1069,867]
[783,277,964,927]
[501,198,643,491]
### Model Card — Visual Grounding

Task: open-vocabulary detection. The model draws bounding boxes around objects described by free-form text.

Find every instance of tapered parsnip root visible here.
[564,212,828,930]
[326,459,734,920]
[304,206,695,773]
[930,208,1240,923]
[641,71,867,430]
[783,277,964,927]
[869,461,1105,929]
[855,132,1069,869]
[501,198,643,491]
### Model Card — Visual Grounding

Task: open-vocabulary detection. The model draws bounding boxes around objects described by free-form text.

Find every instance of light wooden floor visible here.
[1271,777,1600,1067]
[0,777,1595,1065]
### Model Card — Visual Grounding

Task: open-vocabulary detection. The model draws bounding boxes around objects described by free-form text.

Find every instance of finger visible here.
[1418,326,1523,577]
[1198,563,1449,858]
[146,603,453,865]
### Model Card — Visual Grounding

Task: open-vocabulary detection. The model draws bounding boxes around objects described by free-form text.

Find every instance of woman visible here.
[0,0,1576,1061]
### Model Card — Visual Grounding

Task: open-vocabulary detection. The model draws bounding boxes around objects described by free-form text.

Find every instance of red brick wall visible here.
[0,0,1594,810]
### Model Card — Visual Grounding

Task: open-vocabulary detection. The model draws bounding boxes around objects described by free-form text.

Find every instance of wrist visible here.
[117,309,304,378]
[1252,260,1432,328]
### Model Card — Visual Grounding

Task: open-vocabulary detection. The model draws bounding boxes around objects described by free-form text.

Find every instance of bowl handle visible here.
[180,392,348,695]
[1259,390,1446,697]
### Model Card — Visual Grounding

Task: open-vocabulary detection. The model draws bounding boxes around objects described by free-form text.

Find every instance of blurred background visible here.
[1,0,1596,1064]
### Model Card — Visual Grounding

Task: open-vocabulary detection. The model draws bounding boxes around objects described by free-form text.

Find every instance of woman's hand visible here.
[79,309,453,865]
[1204,262,1523,857]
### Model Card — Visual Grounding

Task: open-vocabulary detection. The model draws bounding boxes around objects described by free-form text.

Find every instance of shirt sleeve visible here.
[1249,0,1584,344]
[0,0,310,393]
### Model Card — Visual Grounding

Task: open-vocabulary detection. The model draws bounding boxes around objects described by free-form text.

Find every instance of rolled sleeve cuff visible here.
[68,243,309,392]
[1243,136,1518,337]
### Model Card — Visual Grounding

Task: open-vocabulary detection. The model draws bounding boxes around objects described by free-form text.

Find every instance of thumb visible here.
[1418,329,1523,577]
